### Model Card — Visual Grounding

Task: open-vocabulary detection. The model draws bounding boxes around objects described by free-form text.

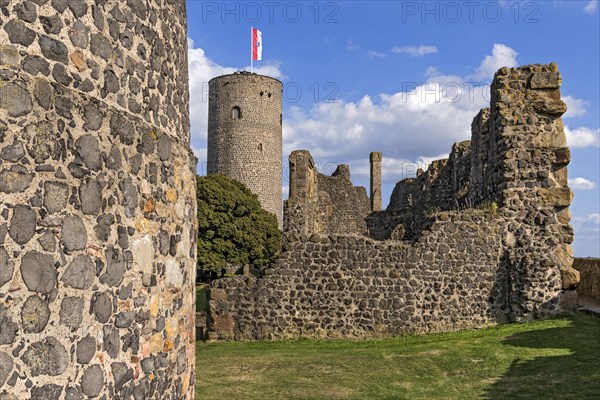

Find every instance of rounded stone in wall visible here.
[20,251,57,294]
[8,205,36,245]
[76,336,96,365]
[59,296,85,330]
[21,295,50,333]
[0,351,12,388]
[61,254,95,290]
[81,365,104,398]
[0,247,14,288]
[21,337,68,377]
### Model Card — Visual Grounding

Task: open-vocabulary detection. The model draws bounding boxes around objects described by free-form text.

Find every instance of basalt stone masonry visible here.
[0,1,197,399]
[207,63,579,340]
[207,72,283,228]
[573,258,600,301]
[283,150,371,238]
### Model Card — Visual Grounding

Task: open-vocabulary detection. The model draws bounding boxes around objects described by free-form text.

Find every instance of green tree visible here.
[197,174,282,273]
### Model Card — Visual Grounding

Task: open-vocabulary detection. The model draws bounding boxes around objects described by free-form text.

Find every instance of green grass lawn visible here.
[195,314,600,400]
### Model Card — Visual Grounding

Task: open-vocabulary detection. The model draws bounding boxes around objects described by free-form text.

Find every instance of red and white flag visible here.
[252,27,262,61]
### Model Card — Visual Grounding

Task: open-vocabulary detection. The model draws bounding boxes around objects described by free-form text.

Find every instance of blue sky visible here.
[187,0,600,257]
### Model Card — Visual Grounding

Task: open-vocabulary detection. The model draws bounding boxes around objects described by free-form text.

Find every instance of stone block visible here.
[209,288,227,301]
[530,71,562,89]
[532,97,567,116]
[0,45,19,67]
[561,267,580,290]
[536,187,573,207]
[211,314,234,337]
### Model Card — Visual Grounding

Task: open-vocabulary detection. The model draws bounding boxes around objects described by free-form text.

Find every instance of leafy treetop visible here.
[197,174,281,272]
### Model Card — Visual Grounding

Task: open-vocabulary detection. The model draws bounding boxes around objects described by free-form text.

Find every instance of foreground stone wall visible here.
[573,259,600,301]
[210,212,508,340]
[208,63,577,340]
[0,1,197,399]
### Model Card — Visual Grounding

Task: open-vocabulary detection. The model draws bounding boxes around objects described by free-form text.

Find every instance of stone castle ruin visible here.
[1,1,197,399]
[207,62,580,340]
[0,0,584,396]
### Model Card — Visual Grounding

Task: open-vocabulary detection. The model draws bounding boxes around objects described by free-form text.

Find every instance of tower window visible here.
[231,106,241,119]
[258,143,263,152]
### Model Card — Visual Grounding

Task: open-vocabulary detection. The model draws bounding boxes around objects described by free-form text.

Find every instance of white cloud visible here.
[472,43,518,81]
[282,45,527,187]
[418,154,450,168]
[572,213,600,257]
[581,213,600,224]
[391,45,438,57]
[565,126,600,148]
[187,38,283,175]
[563,95,589,118]
[574,213,600,227]
[584,0,598,14]
[425,66,440,77]
[569,177,596,190]
[346,39,359,51]
[283,73,488,169]
[368,50,386,59]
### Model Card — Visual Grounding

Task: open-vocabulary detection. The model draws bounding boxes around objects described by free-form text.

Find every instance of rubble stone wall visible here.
[283,151,370,238]
[0,1,197,399]
[210,212,508,340]
[208,63,577,341]
[573,258,600,300]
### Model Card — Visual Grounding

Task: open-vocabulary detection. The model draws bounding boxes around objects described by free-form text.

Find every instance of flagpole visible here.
[250,26,253,73]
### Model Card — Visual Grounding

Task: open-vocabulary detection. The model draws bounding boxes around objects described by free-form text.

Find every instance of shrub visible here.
[197,174,281,272]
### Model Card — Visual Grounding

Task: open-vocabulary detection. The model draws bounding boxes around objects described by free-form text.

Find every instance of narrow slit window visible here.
[231,106,241,119]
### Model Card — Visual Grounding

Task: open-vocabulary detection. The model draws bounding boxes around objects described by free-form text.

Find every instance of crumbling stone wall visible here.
[0,1,197,399]
[210,212,507,340]
[208,63,577,340]
[385,142,466,205]
[370,140,474,240]
[573,258,600,301]
[284,150,370,238]
[487,63,577,318]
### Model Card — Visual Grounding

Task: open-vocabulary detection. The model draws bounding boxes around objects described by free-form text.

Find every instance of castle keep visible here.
[208,63,580,340]
[207,72,283,227]
[0,1,197,399]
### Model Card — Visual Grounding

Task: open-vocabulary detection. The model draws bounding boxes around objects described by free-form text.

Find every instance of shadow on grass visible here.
[483,315,600,400]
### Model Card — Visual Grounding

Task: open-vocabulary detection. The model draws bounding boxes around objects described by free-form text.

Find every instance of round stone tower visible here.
[0,1,196,399]
[207,72,283,227]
